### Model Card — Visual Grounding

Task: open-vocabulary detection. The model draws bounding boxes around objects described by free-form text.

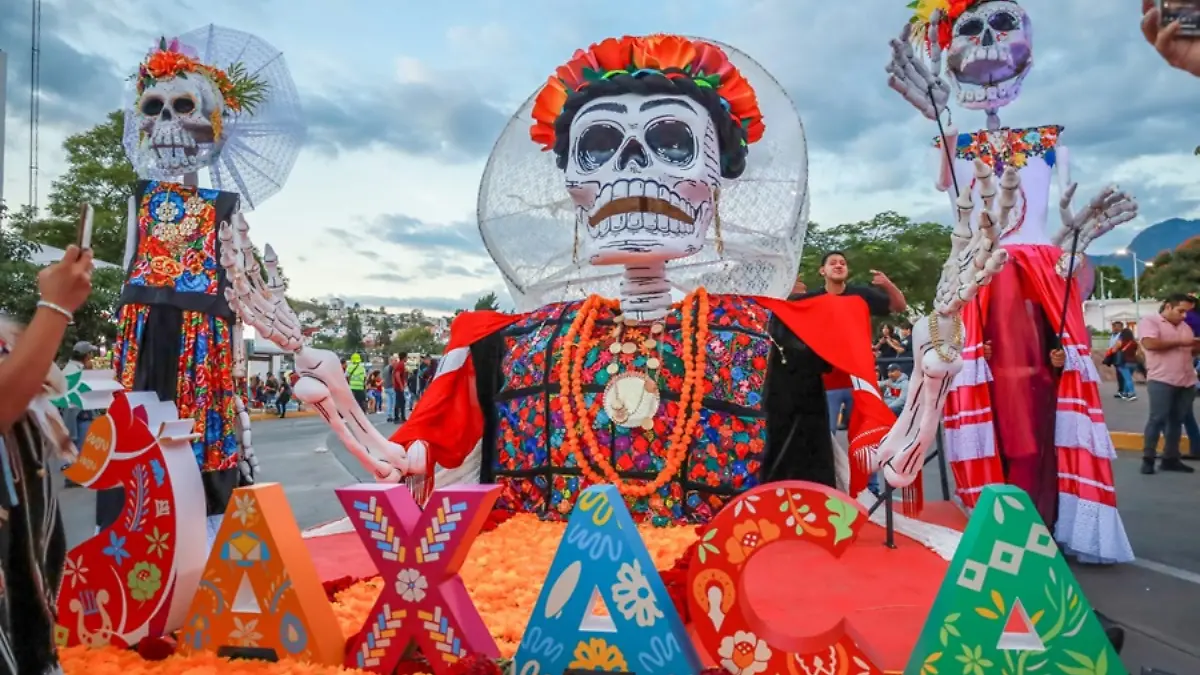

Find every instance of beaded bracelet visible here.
[36,300,73,322]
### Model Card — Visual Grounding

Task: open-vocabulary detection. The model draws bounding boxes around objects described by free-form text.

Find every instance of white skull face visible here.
[565,92,720,266]
[134,75,224,175]
[946,1,1033,110]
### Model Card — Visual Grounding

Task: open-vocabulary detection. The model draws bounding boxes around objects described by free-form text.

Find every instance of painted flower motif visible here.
[724,518,781,565]
[103,531,131,566]
[229,617,263,646]
[127,561,163,602]
[232,493,258,525]
[184,195,207,216]
[568,637,628,672]
[954,644,993,675]
[395,568,428,603]
[146,527,171,558]
[611,560,663,627]
[732,494,759,518]
[63,555,88,589]
[717,630,772,675]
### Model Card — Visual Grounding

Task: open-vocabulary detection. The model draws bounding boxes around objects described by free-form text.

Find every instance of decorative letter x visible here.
[336,483,501,674]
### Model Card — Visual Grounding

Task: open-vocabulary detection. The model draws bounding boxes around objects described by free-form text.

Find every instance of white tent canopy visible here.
[25,242,120,269]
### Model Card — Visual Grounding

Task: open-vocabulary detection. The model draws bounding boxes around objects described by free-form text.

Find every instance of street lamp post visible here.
[1115,249,1153,320]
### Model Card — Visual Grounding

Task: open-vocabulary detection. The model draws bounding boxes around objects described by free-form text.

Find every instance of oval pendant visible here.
[602,371,661,430]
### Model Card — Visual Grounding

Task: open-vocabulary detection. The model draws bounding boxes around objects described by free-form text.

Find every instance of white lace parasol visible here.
[122,24,306,211]
[477,38,809,312]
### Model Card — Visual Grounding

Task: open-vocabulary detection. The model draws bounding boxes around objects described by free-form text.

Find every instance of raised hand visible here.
[219,216,304,352]
[1053,184,1138,255]
[886,19,951,121]
[870,159,1011,492]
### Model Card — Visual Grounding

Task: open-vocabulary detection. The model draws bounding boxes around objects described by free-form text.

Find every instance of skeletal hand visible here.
[886,19,951,121]
[218,217,413,484]
[1052,184,1138,255]
[871,159,1012,490]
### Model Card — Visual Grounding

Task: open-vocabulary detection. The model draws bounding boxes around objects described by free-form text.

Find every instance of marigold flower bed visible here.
[60,514,701,674]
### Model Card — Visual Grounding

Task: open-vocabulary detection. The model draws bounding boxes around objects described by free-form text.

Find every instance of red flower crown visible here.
[908,0,983,52]
[530,35,765,152]
[134,37,267,114]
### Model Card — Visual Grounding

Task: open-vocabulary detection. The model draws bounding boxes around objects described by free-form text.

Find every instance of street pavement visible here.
[56,381,1200,673]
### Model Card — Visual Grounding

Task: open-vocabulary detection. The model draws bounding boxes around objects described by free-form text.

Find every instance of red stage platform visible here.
[305,501,968,673]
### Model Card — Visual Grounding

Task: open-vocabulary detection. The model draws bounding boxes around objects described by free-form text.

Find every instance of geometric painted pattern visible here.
[336,484,501,675]
[907,485,1128,675]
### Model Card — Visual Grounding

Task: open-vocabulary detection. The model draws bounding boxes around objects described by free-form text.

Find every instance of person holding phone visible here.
[1144,0,1200,76]
[0,245,94,674]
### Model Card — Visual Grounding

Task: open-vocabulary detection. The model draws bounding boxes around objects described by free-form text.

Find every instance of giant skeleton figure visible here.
[224,35,1007,525]
[110,28,303,542]
[887,0,1135,563]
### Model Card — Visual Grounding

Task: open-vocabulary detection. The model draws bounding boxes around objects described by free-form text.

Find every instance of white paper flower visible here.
[717,630,772,675]
[611,560,663,627]
[395,568,428,603]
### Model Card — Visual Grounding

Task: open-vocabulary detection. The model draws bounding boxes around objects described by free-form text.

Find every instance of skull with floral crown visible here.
[529,35,765,266]
[130,37,268,177]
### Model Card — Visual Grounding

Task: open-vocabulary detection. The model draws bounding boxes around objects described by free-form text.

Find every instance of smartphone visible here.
[76,203,94,250]
[1160,0,1200,37]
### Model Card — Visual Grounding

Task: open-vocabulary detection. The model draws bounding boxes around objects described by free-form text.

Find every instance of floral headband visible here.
[908,0,983,52]
[134,37,267,114]
[530,34,765,151]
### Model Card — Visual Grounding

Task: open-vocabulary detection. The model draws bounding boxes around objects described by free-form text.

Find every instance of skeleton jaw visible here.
[142,122,212,174]
[582,178,704,238]
[949,43,1032,110]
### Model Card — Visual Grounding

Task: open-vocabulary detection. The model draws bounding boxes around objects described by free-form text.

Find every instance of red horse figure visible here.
[55,391,208,649]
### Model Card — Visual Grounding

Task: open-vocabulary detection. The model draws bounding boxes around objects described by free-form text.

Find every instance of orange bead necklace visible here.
[558,289,710,498]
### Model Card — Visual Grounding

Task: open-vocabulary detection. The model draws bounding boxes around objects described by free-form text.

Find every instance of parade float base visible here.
[60,503,967,674]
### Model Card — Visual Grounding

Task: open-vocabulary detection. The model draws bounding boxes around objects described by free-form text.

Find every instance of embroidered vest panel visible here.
[118,180,238,318]
[491,295,774,525]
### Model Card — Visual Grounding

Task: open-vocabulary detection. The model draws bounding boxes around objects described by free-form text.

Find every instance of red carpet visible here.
[305,502,966,672]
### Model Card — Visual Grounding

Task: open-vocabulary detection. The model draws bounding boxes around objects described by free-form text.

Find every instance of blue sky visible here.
[2,0,1198,313]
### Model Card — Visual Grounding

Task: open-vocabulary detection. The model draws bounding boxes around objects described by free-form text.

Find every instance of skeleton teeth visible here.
[657,185,671,233]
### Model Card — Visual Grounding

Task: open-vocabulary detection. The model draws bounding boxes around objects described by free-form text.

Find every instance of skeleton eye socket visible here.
[988,11,1019,32]
[956,17,985,36]
[575,123,624,173]
[172,96,196,115]
[644,119,696,167]
[140,96,165,116]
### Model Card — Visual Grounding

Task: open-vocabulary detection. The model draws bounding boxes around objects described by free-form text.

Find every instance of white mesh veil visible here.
[122,25,306,211]
[477,38,809,312]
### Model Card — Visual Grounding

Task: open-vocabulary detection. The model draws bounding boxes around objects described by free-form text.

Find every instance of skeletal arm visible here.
[871,159,1012,489]
[123,196,138,272]
[1051,145,1138,254]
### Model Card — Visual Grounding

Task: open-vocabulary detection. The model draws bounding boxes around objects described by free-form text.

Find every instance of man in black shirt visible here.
[793,251,908,494]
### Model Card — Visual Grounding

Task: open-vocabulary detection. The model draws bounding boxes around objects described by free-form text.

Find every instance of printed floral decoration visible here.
[396,568,429,603]
[611,560,663,627]
[569,637,629,671]
[717,630,772,675]
[59,514,699,674]
[530,34,765,151]
[127,561,163,603]
[724,518,780,565]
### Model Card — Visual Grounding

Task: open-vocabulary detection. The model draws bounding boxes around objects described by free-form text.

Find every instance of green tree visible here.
[1,201,124,358]
[1091,264,1133,300]
[800,212,952,316]
[1141,239,1200,299]
[345,310,365,353]
[14,111,137,265]
[474,292,500,311]
[390,325,438,355]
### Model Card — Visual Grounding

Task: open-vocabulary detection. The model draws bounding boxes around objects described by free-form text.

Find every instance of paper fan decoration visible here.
[122,24,306,211]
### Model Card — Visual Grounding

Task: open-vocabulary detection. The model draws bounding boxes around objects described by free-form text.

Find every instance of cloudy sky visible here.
[2,0,1198,314]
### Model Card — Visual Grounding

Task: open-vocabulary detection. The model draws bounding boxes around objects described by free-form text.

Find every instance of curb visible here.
[247,410,320,423]
[1111,431,1190,454]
